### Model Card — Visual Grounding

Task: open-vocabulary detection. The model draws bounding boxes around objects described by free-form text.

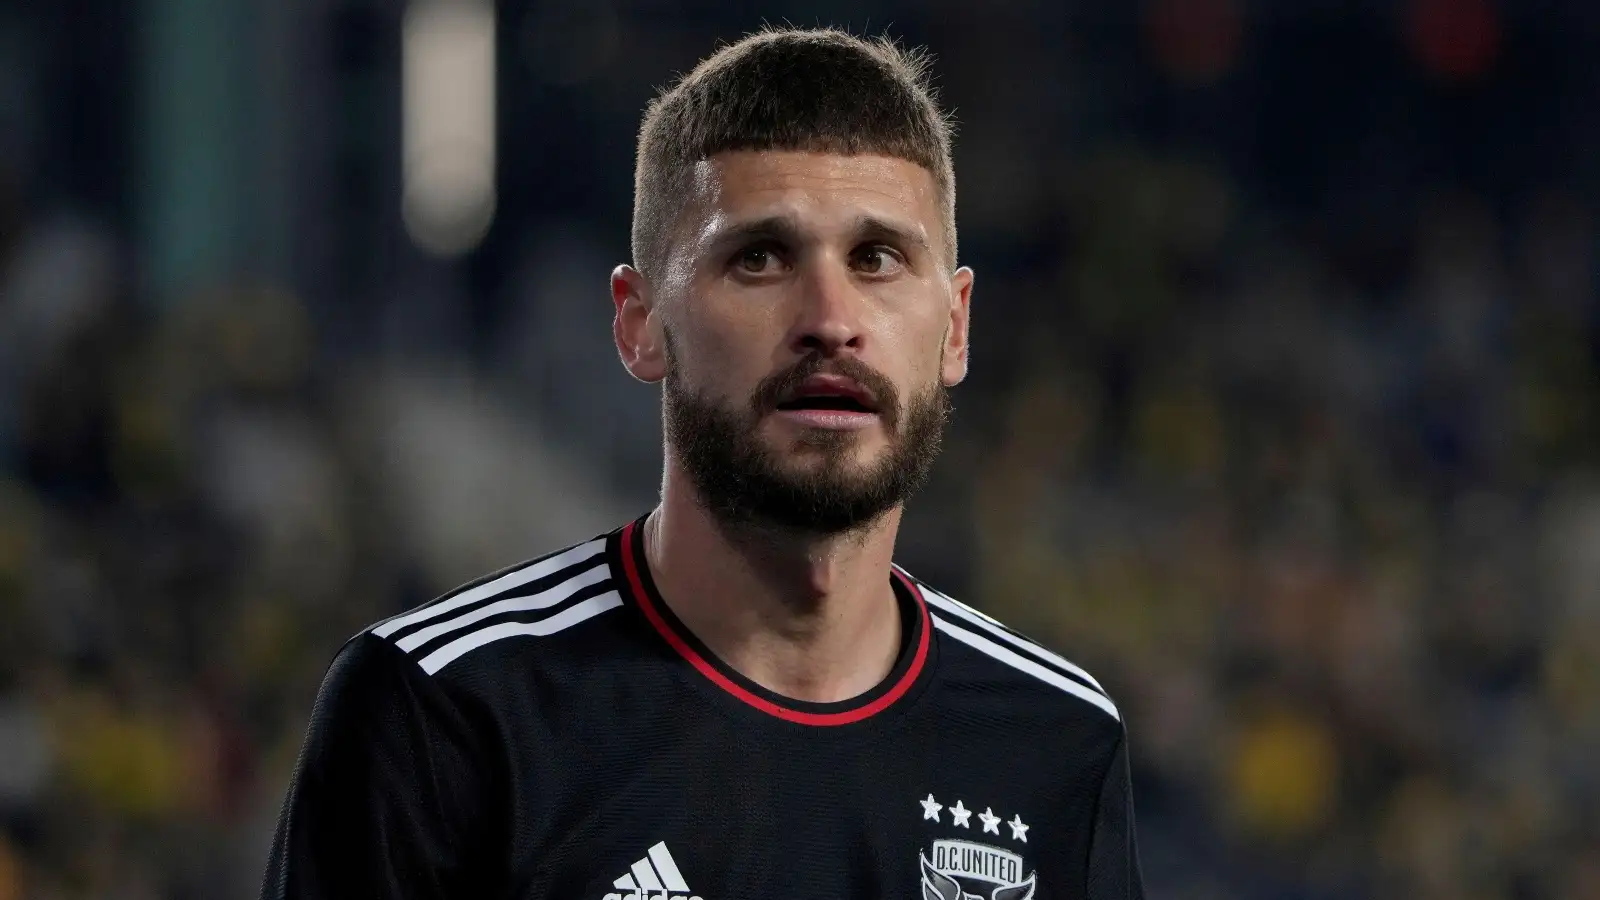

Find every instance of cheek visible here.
[685,287,793,377]
[669,315,771,400]
[879,301,950,386]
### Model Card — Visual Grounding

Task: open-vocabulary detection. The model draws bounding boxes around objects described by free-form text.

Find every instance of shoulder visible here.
[899,567,1122,725]
[363,530,627,679]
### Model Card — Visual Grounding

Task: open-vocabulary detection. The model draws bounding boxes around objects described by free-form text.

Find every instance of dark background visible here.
[2,1,1598,897]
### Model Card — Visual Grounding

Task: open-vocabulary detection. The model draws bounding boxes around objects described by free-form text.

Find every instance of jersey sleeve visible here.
[260,633,499,900]
[1085,729,1145,900]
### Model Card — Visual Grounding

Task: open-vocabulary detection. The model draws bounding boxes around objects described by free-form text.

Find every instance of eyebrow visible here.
[854,215,932,256]
[702,214,933,258]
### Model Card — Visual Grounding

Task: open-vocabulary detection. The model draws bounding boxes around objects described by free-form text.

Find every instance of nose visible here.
[788,256,866,357]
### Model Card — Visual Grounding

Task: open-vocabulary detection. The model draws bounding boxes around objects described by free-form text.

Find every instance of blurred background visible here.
[2,0,1598,897]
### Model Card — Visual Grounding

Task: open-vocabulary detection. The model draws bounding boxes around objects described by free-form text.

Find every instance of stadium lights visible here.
[402,0,497,257]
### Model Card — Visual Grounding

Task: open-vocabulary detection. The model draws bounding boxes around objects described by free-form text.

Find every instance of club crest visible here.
[919,840,1037,900]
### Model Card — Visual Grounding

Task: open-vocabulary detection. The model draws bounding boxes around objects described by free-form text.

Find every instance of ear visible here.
[941,265,974,387]
[612,264,668,383]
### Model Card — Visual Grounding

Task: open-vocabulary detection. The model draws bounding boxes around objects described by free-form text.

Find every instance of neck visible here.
[643,459,905,704]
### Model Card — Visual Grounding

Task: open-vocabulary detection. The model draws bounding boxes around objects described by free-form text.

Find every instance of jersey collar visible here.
[616,516,932,727]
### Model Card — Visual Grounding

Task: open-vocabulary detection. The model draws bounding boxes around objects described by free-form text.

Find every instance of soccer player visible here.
[262,27,1142,900]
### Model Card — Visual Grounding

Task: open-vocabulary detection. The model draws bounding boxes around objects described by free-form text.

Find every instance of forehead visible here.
[687,150,941,238]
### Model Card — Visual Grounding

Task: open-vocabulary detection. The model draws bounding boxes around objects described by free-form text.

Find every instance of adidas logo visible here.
[602,841,703,900]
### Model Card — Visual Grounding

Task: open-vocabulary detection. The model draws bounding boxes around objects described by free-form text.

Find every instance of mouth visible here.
[774,376,880,415]
[770,374,883,431]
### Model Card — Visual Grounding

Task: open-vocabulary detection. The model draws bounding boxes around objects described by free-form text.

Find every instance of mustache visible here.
[749,354,901,430]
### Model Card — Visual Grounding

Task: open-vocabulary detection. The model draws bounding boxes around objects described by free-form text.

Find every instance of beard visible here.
[662,337,951,536]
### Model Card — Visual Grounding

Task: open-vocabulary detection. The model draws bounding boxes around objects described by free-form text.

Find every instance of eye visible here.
[732,243,786,276]
[851,244,906,276]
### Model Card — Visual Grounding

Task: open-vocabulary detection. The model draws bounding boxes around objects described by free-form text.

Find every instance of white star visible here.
[950,800,972,828]
[979,807,1002,834]
[1008,814,1030,843]
[920,794,943,822]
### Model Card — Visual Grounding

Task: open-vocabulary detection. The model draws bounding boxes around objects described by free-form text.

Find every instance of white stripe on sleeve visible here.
[916,583,1107,694]
[395,563,610,652]
[932,614,1120,721]
[416,591,623,674]
[373,538,605,638]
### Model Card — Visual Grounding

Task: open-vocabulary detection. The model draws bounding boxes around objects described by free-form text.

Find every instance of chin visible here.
[777,453,895,493]
[775,432,890,463]
[772,418,885,445]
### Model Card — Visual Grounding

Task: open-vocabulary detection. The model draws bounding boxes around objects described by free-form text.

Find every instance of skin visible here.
[611,150,974,704]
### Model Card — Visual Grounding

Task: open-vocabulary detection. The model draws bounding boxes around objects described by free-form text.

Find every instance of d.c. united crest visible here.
[919,840,1037,900]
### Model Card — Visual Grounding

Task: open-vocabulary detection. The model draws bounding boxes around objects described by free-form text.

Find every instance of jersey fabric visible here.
[262,516,1143,900]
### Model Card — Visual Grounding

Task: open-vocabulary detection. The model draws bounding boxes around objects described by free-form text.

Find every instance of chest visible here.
[501,716,1094,900]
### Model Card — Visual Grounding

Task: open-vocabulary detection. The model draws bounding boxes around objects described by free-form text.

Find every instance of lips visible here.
[774,374,880,414]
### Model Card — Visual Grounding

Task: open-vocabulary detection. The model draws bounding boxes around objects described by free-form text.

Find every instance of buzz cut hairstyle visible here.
[630,27,958,280]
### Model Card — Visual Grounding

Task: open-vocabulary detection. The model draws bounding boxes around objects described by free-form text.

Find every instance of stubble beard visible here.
[661,335,951,537]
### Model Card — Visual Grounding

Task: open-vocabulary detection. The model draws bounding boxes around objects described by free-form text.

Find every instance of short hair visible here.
[631,27,957,279]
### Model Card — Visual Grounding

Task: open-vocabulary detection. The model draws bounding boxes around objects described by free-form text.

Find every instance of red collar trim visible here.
[618,520,931,726]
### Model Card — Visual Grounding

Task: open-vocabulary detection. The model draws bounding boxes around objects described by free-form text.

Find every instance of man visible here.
[263,27,1142,900]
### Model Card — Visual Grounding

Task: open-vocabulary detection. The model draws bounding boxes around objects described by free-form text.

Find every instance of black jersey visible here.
[262,517,1143,900]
